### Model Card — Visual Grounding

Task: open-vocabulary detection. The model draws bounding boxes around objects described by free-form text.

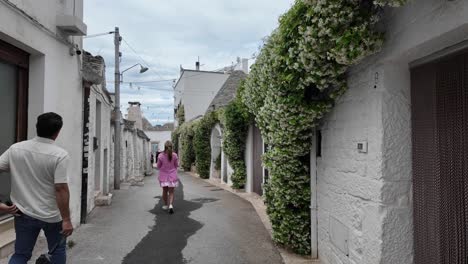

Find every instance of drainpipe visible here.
[310,132,318,258]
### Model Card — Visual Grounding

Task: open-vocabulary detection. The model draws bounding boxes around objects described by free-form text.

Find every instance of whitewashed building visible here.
[0,0,86,257]
[81,52,113,216]
[120,102,152,183]
[174,66,230,126]
[206,71,247,184]
[311,1,468,263]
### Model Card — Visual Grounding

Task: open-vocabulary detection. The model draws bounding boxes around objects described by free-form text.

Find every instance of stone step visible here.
[0,218,13,234]
[95,193,113,206]
[0,218,15,259]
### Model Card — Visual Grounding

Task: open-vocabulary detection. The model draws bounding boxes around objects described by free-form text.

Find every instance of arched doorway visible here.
[210,124,222,180]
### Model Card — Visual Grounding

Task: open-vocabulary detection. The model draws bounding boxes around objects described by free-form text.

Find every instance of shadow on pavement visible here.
[121,180,216,264]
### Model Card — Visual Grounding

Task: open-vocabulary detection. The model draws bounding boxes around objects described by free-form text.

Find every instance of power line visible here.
[121,37,165,79]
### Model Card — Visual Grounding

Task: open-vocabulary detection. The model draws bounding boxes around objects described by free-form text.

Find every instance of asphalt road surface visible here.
[68,172,283,264]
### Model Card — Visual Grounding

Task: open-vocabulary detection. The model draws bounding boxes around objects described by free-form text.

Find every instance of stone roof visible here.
[206,70,246,113]
[137,129,150,141]
[82,51,106,85]
[143,118,174,131]
[83,51,112,102]
[123,119,136,131]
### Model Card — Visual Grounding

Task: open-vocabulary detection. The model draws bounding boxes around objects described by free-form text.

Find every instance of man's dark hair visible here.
[36,112,63,138]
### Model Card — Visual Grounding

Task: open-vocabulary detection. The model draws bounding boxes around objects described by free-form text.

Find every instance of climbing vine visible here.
[177,105,185,126]
[193,112,218,179]
[172,129,179,154]
[179,122,197,171]
[222,84,251,189]
[241,0,407,255]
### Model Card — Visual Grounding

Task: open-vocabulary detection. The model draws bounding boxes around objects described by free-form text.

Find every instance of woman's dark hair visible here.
[164,141,173,161]
[36,112,63,139]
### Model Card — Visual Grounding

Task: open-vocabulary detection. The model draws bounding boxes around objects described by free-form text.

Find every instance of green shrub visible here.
[193,112,217,179]
[172,128,180,154]
[241,0,407,255]
[177,105,185,126]
[222,92,251,189]
[179,122,197,171]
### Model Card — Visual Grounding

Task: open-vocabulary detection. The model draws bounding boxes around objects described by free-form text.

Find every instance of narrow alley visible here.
[67,171,282,264]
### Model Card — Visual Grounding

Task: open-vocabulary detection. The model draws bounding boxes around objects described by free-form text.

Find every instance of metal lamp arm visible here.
[120,63,141,83]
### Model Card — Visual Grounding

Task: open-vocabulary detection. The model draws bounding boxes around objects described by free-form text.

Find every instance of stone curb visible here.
[185,172,317,264]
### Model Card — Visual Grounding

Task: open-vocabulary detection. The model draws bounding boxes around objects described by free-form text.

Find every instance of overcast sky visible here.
[84,0,294,125]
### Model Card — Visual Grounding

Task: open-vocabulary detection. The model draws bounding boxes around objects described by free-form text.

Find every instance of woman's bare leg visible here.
[168,187,175,206]
[162,186,169,206]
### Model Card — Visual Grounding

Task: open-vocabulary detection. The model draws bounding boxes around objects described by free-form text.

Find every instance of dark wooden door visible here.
[252,124,263,196]
[411,49,468,264]
[0,40,28,220]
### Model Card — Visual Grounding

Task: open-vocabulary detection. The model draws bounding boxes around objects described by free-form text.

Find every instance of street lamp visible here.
[84,27,149,190]
[121,63,149,83]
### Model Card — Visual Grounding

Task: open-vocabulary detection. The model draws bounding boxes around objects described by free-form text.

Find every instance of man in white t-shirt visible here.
[0,112,73,264]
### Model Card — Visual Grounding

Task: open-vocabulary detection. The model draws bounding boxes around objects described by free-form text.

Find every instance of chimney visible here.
[242,58,249,74]
[195,61,200,71]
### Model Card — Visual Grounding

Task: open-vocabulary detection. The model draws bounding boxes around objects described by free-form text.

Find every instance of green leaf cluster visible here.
[193,112,218,179]
[222,88,251,189]
[179,122,197,171]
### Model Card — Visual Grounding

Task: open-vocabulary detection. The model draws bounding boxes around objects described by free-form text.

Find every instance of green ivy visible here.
[222,85,251,189]
[241,0,406,255]
[177,105,185,126]
[179,122,197,171]
[193,112,218,179]
[172,128,180,154]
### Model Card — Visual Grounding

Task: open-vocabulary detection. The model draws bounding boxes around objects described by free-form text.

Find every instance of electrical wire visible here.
[84,32,114,39]
[121,38,165,79]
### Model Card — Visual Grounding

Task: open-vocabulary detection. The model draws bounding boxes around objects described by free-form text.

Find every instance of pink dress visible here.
[157,152,179,187]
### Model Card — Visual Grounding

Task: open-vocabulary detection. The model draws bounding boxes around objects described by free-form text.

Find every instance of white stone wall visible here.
[315,1,468,263]
[145,131,172,151]
[0,0,85,226]
[245,125,254,193]
[85,86,112,213]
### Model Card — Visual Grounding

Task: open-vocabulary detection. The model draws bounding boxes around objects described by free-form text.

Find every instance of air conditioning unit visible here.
[57,15,87,36]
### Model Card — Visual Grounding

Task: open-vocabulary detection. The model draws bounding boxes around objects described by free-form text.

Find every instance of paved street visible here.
[67,171,282,264]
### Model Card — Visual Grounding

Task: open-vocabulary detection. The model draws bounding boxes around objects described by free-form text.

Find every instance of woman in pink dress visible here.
[157,141,179,214]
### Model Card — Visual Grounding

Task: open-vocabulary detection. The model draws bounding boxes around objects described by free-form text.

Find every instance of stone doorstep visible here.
[95,193,113,206]
[188,172,318,264]
[0,218,15,259]
[0,218,13,234]
[129,176,145,187]
[0,229,14,259]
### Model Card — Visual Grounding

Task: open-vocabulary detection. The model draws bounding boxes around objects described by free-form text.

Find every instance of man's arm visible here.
[54,155,73,236]
[0,148,10,173]
[55,183,73,236]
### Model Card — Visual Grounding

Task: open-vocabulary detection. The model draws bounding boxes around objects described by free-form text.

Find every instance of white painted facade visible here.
[115,103,152,184]
[85,85,112,213]
[313,1,468,263]
[0,0,85,227]
[174,70,229,125]
[145,131,172,152]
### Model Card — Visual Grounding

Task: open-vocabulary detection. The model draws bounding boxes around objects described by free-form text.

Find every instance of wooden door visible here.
[411,49,468,264]
[0,40,28,219]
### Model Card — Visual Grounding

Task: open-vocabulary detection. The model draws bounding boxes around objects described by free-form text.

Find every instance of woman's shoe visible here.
[162,205,168,210]
[169,205,174,214]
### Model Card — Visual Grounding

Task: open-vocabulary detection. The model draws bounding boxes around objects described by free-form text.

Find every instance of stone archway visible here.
[210,124,223,180]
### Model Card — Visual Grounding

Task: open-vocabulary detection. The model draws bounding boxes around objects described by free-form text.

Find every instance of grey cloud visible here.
[84,0,293,125]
